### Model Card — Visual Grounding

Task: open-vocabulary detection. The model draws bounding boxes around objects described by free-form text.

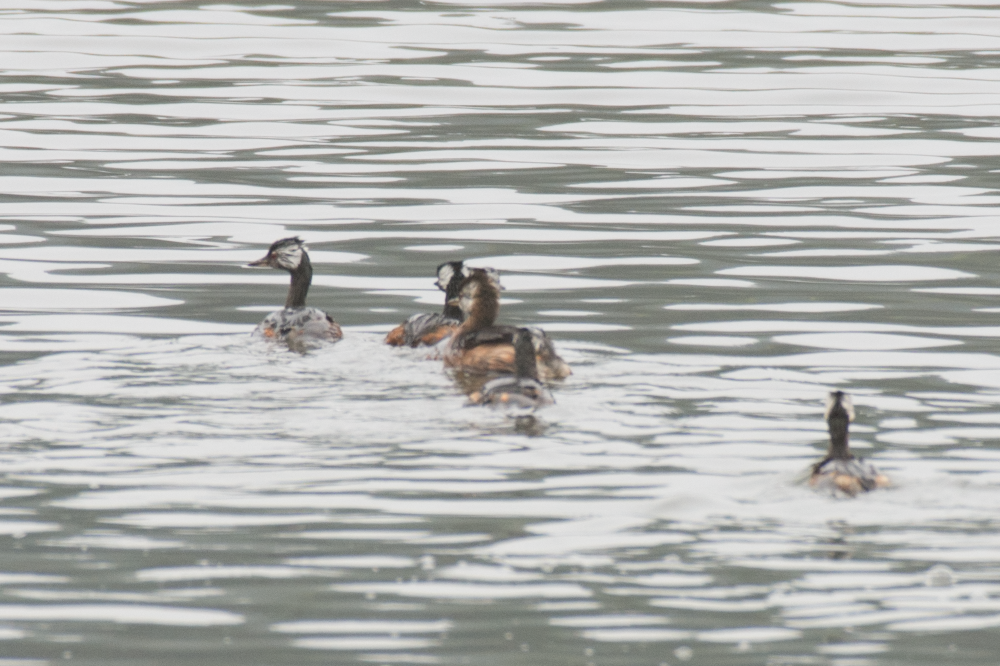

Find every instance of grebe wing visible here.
[457,325,520,349]
[403,312,460,346]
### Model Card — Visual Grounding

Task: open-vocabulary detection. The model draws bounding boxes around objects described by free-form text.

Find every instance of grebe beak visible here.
[246,255,272,268]
[446,297,459,306]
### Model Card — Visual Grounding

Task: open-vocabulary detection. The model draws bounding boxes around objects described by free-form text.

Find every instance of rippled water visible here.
[4,0,1000,664]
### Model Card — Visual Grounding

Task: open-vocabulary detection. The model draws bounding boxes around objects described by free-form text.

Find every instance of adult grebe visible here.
[809,391,889,497]
[385,261,468,347]
[246,237,342,348]
[444,269,571,380]
[386,262,503,348]
[469,327,555,410]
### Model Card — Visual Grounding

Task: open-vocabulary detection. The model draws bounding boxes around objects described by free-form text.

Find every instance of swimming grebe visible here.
[809,391,889,497]
[246,237,342,347]
[385,261,468,347]
[444,269,571,380]
[469,327,555,410]
[385,262,504,348]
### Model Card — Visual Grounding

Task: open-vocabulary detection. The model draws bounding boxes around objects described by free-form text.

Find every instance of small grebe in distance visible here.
[809,391,889,497]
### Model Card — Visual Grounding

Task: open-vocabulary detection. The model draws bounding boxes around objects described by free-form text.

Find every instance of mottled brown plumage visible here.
[444,270,570,380]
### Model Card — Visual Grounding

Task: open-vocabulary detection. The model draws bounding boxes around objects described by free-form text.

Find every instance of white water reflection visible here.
[0,604,242,627]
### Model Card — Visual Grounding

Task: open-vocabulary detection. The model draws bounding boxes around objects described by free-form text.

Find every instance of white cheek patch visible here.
[842,394,855,421]
[276,245,303,269]
[824,393,855,422]
[437,263,455,290]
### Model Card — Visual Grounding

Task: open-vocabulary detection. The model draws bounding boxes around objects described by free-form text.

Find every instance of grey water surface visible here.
[2,0,1000,664]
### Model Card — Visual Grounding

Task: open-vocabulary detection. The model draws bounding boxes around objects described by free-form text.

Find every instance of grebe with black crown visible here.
[246,237,342,348]
[385,260,468,347]
[386,261,503,348]
[469,327,555,410]
[809,391,889,497]
[444,269,571,380]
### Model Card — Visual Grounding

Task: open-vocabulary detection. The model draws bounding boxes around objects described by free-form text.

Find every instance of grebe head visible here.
[824,391,854,424]
[475,266,503,291]
[437,262,502,292]
[436,261,465,292]
[248,237,307,272]
[247,237,314,309]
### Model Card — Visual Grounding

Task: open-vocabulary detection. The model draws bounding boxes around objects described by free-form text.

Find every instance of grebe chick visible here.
[809,391,889,497]
[444,269,571,380]
[469,328,555,410]
[246,237,342,348]
[385,261,470,348]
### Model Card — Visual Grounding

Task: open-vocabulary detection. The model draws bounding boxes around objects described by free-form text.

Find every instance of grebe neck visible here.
[442,276,464,320]
[513,331,539,380]
[286,252,312,309]
[459,284,499,333]
[827,416,852,460]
